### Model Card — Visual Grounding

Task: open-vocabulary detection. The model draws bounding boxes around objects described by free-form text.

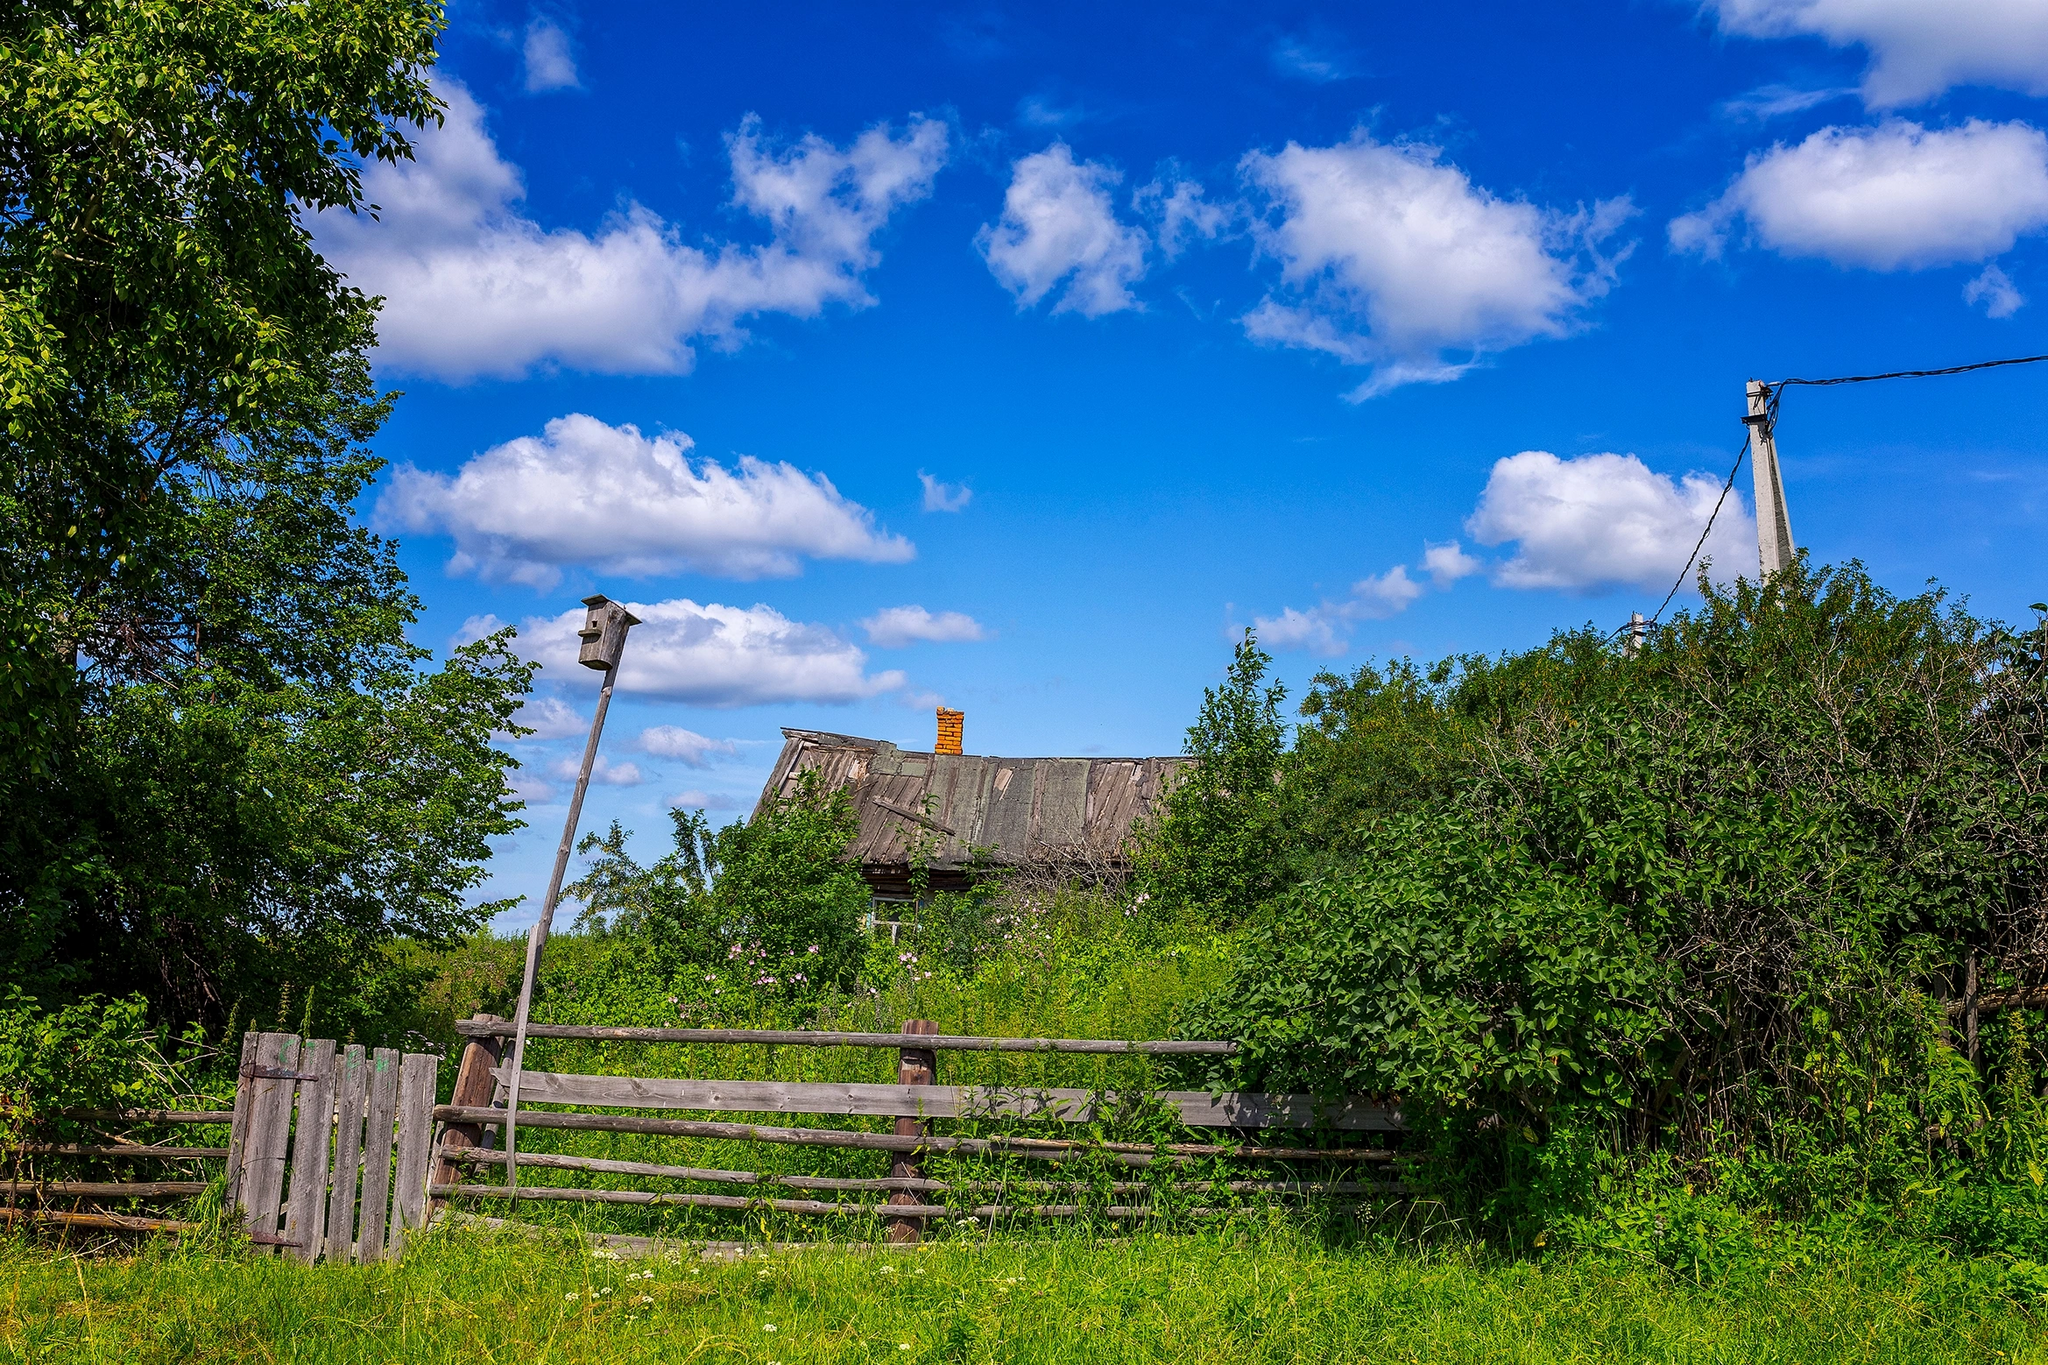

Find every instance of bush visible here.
[562,767,870,997]
[1176,561,2048,1236]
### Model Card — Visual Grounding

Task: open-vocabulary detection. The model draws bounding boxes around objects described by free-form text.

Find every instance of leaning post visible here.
[431,1014,507,1212]
[502,595,640,1193]
[887,1020,939,1244]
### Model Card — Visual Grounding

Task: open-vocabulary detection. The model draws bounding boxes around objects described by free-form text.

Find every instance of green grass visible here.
[4,1226,2042,1364]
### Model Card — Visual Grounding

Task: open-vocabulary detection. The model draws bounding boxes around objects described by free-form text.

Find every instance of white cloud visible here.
[317,82,948,381]
[519,599,905,707]
[377,413,913,589]
[508,695,588,740]
[978,143,1150,317]
[1253,549,1477,656]
[453,612,509,647]
[1421,540,1483,587]
[1703,0,2048,108]
[1255,567,1424,656]
[1716,84,1855,122]
[1137,177,1230,260]
[1269,35,1352,83]
[862,605,988,647]
[1240,131,1633,399]
[1670,120,2048,270]
[507,767,557,805]
[919,471,972,512]
[522,18,579,92]
[669,789,749,812]
[552,753,644,786]
[1017,94,1086,128]
[1966,264,2025,317]
[1465,451,1757,593]
[636,726,738,766]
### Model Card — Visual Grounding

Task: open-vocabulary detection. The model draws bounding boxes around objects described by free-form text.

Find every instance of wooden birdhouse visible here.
[576,595,641,671]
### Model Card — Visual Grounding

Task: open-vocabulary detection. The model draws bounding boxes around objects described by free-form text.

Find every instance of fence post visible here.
[887,1019,938,1245]
[432,1015,506,1213]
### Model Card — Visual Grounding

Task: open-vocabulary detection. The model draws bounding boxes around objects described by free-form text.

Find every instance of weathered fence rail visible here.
[434,1013,1405,1245]
[3,1106,233,1239]
[488,1070,1400,1130]
[453,1019,1240,1054]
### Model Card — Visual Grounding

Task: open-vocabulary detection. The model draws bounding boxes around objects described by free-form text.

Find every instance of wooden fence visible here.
[431,1015,1405,1244]
[7,1031,441,1262]
[8,1016,1404,1254]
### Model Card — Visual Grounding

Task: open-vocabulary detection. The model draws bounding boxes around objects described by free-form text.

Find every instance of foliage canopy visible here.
[0,0,532,1042]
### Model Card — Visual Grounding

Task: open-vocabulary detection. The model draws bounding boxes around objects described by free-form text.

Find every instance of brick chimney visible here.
[935,707,964,755]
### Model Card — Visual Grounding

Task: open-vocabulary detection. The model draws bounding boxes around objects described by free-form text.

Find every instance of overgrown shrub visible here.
[1171,561,2048,1244]
[563,767,870,995]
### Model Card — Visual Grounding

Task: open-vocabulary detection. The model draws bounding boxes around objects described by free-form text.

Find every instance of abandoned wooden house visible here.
[753,711,1186,921]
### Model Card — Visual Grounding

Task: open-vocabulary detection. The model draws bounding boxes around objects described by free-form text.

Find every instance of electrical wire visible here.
[1623,350,2048,645]
[1642,434,1749,630]
[1761,352,2048,432]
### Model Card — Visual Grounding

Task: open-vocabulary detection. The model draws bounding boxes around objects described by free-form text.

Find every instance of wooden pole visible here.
[1747,379,1795,579]
[887,1019,938,1244]
[503,597,637,1195]
[432,1014,506,1215]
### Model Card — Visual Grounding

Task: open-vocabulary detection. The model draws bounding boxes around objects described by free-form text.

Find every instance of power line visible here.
[1625,351,2048,646]
[1653,434,1748,626]
[1762,352,2048,430]
[1628,434,1748,637]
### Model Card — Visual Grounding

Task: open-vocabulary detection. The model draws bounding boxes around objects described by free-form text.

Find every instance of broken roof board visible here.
[755,729,1187,871]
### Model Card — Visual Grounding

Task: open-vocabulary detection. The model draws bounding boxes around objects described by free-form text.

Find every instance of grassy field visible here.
[3,1225,2043,1365]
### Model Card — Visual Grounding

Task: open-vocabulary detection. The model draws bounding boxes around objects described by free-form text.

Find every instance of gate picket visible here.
[239,1033,302,1252]
[282,1039,338,1262]
[356,1047,401,1262]
[324,1044,368,1261]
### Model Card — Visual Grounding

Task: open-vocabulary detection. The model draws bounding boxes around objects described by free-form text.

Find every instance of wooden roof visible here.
[754,729,1188,873]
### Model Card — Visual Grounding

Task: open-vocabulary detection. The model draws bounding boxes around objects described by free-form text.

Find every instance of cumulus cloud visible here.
[1136,176,1230,260]
[317,82,948,381]
[453,612,509,647]
[507,767,557,805]
[519,599,904,706]
[1255,567,1423,656]
[669,789,749,812]
[1466,451,1757,593]
[507,695,587,740]
[1670,119,2048,270]
[377,413,913,589]
[1255,541,1483,655]
[636,726,738,766]
[1240,131,1634,400]
[1421,540,1483,587]
[522,18,579,92]
[1966,264,2025,317]
[978,143,1150,317]
[862,605,988,647]
[919,471,972,512]
[552,753,644,786]
[1703,0,2048,108]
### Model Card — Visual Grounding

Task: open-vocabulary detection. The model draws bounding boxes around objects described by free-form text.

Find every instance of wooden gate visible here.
[223,1031,439,1263]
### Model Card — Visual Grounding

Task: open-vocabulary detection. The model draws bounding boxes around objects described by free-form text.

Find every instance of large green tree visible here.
[0,0,532,1039]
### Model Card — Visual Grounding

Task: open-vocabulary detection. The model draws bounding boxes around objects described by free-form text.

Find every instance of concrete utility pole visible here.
[1746,379,1795,580]
[502,594,640,1193]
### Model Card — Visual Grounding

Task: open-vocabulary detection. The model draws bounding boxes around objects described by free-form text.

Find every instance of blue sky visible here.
[322,1,2048,922]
